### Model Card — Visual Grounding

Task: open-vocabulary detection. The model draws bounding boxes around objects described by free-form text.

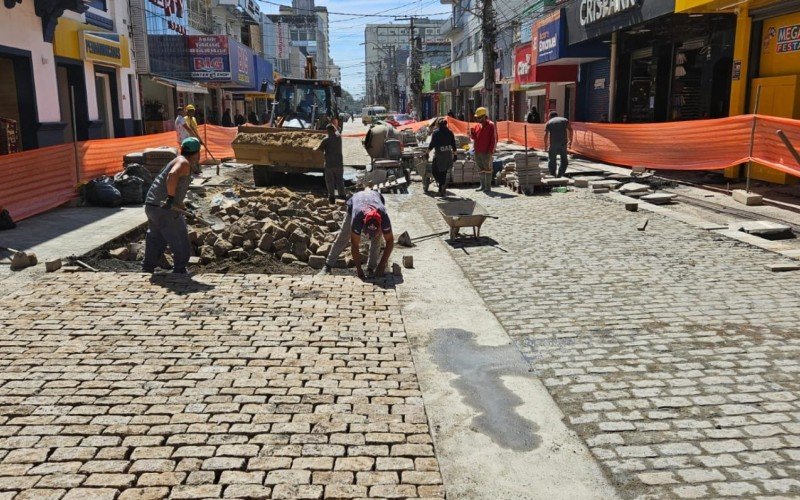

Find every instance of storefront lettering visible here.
[85,39,121,60]
[539,35,557,52]
[168,20,186,35]
[149,0,183,19]
[776,24,800,53]
[193,56,225,71]
[579,0,640,26]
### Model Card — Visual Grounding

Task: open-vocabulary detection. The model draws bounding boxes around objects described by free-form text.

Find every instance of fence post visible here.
[746,85,762,193]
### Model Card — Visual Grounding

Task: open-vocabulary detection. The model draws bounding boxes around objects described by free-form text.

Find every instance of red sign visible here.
[514,44,535,86]
[149,0,183,19]
[188,35,229,55]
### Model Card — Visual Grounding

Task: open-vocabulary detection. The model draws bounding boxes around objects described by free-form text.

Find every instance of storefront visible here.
[566,0,735,124]
[512,43,547,122]
[677,0,800,183]
[188,35,258,123]
[53,18,136,139]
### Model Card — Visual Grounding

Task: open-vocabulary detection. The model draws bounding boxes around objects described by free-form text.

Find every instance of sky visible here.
[259,0,451,98]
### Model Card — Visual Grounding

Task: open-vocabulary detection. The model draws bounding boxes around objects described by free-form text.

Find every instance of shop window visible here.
[89,0,106,11]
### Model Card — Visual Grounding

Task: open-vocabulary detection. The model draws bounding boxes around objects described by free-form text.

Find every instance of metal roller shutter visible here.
[584,59,611,122]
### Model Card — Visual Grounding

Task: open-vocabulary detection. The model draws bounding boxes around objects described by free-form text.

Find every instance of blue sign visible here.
[253,56,274,93]
[537,18,561,64]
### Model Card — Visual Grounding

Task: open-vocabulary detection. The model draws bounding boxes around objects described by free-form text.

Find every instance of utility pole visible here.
[396,16,423,117]
[482,0,496,119]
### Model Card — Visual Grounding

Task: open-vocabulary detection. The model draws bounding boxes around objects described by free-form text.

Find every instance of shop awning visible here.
[152,77,209,94]
[457,72,482,89]
[471,78,485,91]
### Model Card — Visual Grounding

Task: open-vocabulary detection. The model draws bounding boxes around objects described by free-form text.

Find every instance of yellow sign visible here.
[760,11,800,78]
[80,31,125,67]
[53,19,130,68]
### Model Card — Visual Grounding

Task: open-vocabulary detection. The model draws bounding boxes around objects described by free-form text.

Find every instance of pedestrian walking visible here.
[142,137,201,274]
[319,189,395,280]
[316,124,345,203]
[543,111,574,178]
[175,106,193,144]
[428,118,457,197]
[470,107,497,192]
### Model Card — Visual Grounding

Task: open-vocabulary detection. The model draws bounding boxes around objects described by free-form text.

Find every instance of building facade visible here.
[1,0,137,153]
[268,0,332,80]
[364,18,449,109]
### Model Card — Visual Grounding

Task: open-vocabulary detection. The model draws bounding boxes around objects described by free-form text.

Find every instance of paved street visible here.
[0,274,443,499]
[415,187,800,498]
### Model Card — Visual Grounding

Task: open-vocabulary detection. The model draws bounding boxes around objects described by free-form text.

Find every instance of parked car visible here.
[386,113,415,127]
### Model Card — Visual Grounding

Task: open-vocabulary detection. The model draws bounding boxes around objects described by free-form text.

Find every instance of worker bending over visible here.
[470,107,497,192]
[428,118,457,197]
[320,189,394,279]
[142,137,201,274]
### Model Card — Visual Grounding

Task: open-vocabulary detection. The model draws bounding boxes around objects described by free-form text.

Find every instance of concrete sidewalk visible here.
[386,191,617,499]
[0,206,146,297]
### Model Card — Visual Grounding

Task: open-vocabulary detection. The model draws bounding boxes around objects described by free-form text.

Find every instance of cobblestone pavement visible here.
[419,188,800,499]
[0,274,443,499]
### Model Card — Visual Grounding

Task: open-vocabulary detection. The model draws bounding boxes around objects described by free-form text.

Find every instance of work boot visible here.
[318,264,332,276]
[328,196,335,204]
[475,177,484,191]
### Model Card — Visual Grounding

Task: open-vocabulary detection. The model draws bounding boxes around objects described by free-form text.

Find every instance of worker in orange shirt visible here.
[470,107,497,193]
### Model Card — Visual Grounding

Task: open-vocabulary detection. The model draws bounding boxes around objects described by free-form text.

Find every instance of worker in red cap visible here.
[319,189,395,279]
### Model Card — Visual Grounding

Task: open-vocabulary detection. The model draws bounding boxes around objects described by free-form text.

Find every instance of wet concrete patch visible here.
[429,328,541,452]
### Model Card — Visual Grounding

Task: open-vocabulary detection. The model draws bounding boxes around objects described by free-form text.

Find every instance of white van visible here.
[362,106,388,125]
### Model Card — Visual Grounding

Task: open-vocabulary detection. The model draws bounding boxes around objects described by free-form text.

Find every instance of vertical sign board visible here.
[514,43,534,86]
[276,23,289,60]
[228,38,254,87]
[188,35,231,81]
[536,15,561,65]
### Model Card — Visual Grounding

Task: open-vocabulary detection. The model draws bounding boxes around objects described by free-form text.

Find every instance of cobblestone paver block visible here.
[0,274,443,498]
[420,190,800,499]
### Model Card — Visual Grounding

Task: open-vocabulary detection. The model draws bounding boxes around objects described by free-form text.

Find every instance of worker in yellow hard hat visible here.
[184,104,201,140]
[470,107,497,192]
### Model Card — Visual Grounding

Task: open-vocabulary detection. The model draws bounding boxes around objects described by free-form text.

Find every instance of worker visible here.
[222,108,234,127]
[527,107,541,124]
[175,107,193,144]
[544,111,574,178]
[316,123,345,204]
[142,137,201,274]
[470,107,497,192]
[428,118,457,197]
[319,189,394,280]
[184,105,201,139]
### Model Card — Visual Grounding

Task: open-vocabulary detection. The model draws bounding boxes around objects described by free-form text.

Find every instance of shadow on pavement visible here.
[149,274,216,295]
[446,236,507,254]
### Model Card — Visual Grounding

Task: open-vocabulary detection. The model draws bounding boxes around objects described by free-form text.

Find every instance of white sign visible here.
[594,78,605,89]
[580,0,640,26]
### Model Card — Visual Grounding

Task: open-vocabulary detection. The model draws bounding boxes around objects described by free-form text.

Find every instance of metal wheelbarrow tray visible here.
[438,200,491,239]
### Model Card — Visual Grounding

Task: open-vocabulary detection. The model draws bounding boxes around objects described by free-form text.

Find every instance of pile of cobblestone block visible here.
[194,187,341,268]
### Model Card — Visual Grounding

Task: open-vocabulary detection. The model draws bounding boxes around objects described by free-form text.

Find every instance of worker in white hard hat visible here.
[470,107,497,192]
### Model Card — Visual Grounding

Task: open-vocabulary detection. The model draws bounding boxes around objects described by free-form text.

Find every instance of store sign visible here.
[149,0,183,19]
[276,23,289,59]
[776,24,800,53]
[537,18,561,64]
[168,20,187,35]
[732,60,741,80]
[515,44,534,85]
[189,35,231,80]
[580,0,640,26]
[80,31,124,66]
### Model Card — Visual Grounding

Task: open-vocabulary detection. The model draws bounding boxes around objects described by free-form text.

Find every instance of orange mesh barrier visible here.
[4,116,800,221]
[751,115,800,178]
[0,144,78,221]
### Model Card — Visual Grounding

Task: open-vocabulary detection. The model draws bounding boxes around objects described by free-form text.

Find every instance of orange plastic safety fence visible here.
[4,115,800,222]
[0,144,78,221]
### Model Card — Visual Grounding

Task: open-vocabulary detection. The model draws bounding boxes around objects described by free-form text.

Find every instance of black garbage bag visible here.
[85,177,123,207]
[124,164,154,199]
[114,174,145,205]
[0,208,15,230]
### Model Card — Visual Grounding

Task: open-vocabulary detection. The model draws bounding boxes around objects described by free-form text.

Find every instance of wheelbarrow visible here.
[438,200,494,239]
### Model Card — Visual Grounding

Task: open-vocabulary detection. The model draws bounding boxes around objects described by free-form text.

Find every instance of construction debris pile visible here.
[107,187,347,271]
[196,187,340,269]
[232,130,325,149]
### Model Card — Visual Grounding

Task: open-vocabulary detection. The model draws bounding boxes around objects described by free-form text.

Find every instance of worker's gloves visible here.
[162,196,175,210]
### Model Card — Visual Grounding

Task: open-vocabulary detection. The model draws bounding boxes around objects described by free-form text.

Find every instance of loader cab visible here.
[273,78,339,129]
